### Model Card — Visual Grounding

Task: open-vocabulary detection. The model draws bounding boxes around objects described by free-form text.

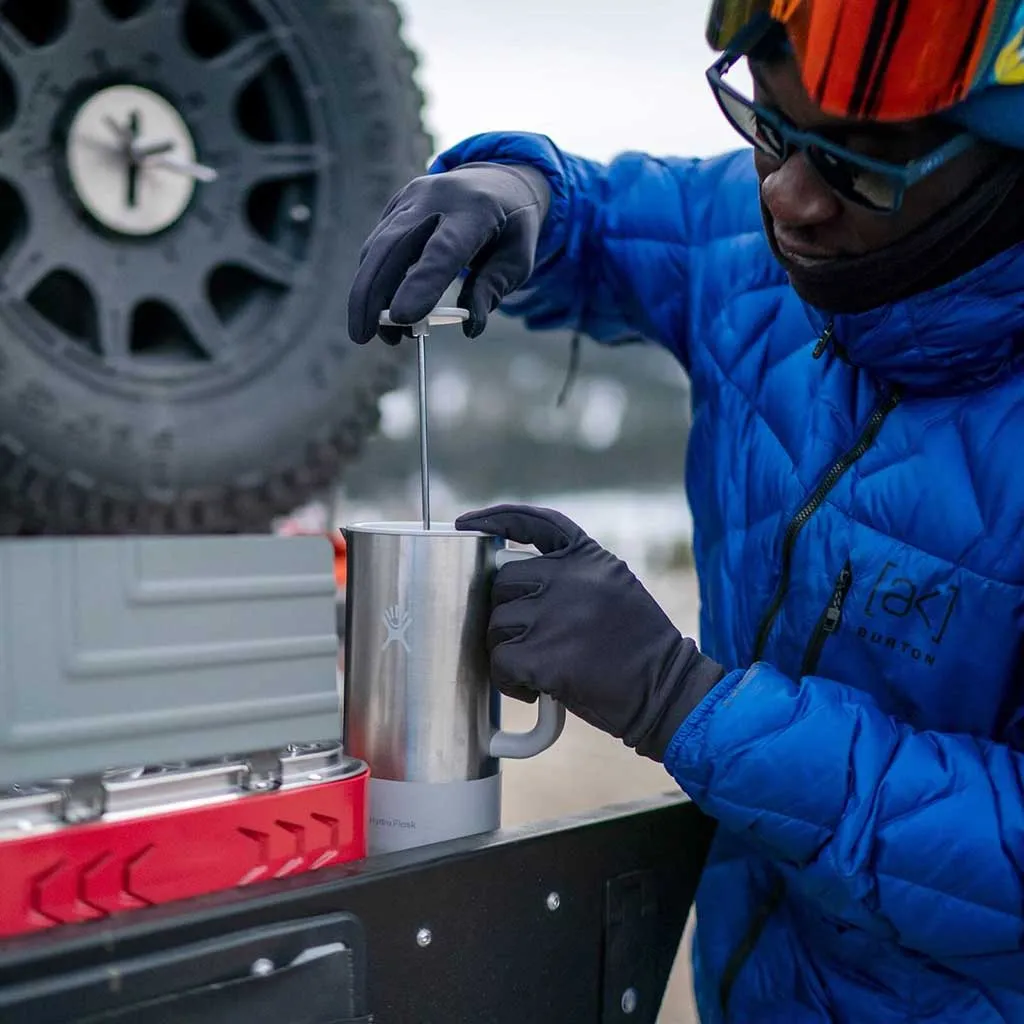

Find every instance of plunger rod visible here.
[377,307,469,533]
[415,329,430,531]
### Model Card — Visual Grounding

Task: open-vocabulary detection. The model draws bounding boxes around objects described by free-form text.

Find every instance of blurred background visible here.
[285,0,752,575]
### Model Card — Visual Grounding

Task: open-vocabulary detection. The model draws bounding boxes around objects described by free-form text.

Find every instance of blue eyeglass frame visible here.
[704,13,978,213]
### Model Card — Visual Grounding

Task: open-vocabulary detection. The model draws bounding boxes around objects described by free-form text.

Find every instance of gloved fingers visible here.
[456,504,586,554]
[457,256,501,340]
[387,212,498,328]
[355,175,435,263]
[457,219,538,338]
[377,324,406,346]
[485,593,540,703]
[498,683,539,705]
[485,598,532,652]
[374,181,413,226]
[356,195,402,266]
[347,212,441,345]
[490,640,538,697]
[491,574,543,605]
[351,204,416,316]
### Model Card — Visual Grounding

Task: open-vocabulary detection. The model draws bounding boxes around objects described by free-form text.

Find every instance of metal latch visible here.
[241,749,284,793]
[58,774,107,824]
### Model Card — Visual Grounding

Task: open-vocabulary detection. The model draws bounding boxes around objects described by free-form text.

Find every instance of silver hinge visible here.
[58,774,107,824]
[241,749,284,793]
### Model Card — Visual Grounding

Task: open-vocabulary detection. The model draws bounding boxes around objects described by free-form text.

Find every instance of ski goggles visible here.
[706,15,977,212]
[705,0,1023,124]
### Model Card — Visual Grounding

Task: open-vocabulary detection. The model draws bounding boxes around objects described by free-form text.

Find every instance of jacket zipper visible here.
[719,355,901,1016]
[811,319,834,358]
[750,386,901,663]
[800,560,853,678]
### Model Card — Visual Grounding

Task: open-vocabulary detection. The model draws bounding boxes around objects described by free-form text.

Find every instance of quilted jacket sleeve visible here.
[430,132,764,369]
[665,664,1024,988]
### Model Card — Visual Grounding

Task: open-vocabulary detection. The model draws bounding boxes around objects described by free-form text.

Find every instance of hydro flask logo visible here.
[382,604,412,654]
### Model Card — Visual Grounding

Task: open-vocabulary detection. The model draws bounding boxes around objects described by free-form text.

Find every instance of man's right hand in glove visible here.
[347,162,551,345]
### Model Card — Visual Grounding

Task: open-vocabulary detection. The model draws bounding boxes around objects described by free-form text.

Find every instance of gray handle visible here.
[487,548,567,760]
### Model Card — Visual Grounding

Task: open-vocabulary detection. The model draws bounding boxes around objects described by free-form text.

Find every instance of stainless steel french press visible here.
[341,307,566,855]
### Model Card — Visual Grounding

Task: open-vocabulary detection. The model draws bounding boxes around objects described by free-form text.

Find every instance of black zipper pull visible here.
[812,320,834,359]
[800,560,854,677]
[822,563,853,633]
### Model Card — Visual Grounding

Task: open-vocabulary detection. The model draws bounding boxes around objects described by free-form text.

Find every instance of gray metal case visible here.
[0,535,342,787]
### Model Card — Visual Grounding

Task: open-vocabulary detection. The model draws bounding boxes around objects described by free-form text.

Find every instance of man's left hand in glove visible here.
[455,504,726,762]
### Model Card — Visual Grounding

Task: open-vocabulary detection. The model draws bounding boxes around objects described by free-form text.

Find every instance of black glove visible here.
[455,505,726,762]
[348,162,551,345]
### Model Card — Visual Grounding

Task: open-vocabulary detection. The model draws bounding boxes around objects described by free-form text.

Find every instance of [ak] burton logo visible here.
[850,561,959,667]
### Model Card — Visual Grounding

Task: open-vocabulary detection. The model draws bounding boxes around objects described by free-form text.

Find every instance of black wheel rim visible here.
[0,0,337,392]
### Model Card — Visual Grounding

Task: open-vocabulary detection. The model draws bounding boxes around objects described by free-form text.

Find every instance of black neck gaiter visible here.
[762,157,1024,316]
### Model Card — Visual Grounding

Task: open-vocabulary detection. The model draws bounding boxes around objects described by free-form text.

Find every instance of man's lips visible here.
[772,226,843,264]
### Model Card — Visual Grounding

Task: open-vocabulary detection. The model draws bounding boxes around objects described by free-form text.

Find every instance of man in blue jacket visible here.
[348,1,1024,1020]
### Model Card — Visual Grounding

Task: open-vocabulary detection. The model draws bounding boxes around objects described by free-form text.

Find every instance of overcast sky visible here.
[395,0,753,164]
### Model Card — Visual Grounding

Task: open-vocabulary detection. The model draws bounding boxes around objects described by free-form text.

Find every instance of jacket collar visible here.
[801,242,1024,394]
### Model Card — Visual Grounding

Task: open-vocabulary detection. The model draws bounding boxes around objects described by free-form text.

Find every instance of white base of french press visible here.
[366,774,501,855]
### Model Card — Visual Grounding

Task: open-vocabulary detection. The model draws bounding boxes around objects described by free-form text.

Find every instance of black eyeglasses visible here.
[705,15,977,213]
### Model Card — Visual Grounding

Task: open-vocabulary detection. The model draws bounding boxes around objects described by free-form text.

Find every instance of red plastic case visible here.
[0,745,367,939]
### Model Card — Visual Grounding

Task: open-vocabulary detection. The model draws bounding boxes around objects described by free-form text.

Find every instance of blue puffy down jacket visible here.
[432,134,1024,1023]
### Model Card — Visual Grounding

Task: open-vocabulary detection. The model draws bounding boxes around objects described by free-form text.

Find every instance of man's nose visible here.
[760,150,842,227]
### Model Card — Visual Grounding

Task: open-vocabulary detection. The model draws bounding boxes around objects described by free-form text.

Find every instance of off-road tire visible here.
[0,0,431,534]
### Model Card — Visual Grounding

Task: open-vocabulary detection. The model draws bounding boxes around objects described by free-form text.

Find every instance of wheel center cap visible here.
[66,84,201,237]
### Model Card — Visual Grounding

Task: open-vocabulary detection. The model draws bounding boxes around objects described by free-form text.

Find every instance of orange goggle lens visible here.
[706,0,1006,123]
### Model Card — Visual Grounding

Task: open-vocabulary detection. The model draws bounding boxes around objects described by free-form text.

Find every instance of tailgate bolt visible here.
[546,891,561,911]
[251,958,275,977]
[621,988,638,1014]
[416,927,432,947]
